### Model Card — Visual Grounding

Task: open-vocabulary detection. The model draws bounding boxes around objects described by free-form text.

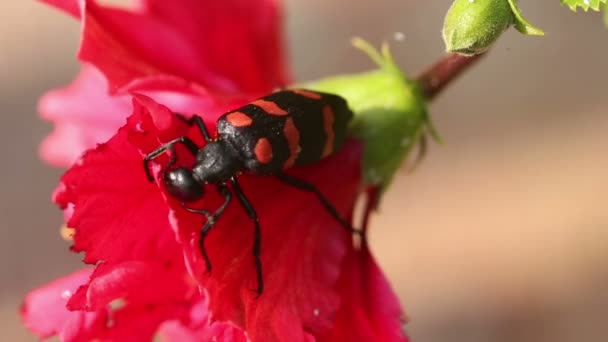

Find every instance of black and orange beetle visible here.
[143,89,357,294]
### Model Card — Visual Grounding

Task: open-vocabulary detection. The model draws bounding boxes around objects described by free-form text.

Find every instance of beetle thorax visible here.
[192,140,243,184]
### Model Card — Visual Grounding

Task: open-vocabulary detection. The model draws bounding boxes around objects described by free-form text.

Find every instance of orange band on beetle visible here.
[254,138,273,164]
[226,111,253,127]
[282,118,301,168]
[252,99,288,116]
[291,89,322,100]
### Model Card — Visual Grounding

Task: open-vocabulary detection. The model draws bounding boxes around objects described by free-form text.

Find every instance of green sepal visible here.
[443,0,543,56]
[561,0,606,12]
[302,39,437,194]
[507,0,545,35]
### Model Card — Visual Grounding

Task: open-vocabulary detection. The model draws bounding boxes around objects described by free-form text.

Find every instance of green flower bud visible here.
[443,0,544,56]
[302,39,438,195]
[443,0,514,55]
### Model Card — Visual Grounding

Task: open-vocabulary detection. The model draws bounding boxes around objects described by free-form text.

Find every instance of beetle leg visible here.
[181,186,232,274]
[175,113,212,142]
[230,177,263,295]
[180,185,232,274]
[274,172,362,237]
[143,136,199,182]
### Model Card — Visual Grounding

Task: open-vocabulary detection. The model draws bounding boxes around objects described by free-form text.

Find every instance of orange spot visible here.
[282,118,301,168]
[322,105,335,158]
[291,89,322,100]
[254,138,273,164]
[252,99,288,116]
[226,111,253,127]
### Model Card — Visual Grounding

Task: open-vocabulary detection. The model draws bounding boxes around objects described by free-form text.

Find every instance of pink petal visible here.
[22,266,237,341]
[39,65,131,167]
[317,247,409,341]
[39,65,244,168]
[157,299,248,342]
[24,262,245,341]
[21,269,109,342]
[67,260,193,311]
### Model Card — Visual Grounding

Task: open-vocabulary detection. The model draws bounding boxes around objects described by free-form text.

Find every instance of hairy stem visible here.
[416,53,486,101]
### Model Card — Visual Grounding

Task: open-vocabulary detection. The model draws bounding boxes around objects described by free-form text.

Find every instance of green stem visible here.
[416,52,486,101]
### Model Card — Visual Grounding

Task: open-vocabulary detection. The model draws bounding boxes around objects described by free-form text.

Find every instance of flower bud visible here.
[443,0,514,55]
[303,39,437,193]
[443,0,544,55]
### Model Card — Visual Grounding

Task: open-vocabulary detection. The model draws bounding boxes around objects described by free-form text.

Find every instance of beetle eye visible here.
[163,167,204,202]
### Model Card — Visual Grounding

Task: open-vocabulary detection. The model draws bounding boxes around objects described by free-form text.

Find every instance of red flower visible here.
[25,0,408,341]
[42,0,287,94]
[39,0,287,167]
[22,264,247,341]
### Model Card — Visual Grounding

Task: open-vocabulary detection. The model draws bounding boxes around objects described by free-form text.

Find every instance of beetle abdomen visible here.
[216,89,353,175]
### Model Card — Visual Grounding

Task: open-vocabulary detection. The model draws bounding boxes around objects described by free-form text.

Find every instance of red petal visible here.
[21,269,109,341]
[317,247,409,341]
[103,304,187,341]
[141,0,290,93]
[79,1,202,93]
[53,95,367,340]
[39,0,81,19]
[52,92,240,264]
[118,96,365,340]
[165,142,363,341]
[53,98,185,265]
[43,0,288,94]
[85,285,194,341]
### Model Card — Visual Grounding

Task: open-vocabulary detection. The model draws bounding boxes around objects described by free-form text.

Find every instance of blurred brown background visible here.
[2,1,607,341]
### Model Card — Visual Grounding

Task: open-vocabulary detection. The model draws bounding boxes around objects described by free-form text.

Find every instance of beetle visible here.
[143,89,357,294]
